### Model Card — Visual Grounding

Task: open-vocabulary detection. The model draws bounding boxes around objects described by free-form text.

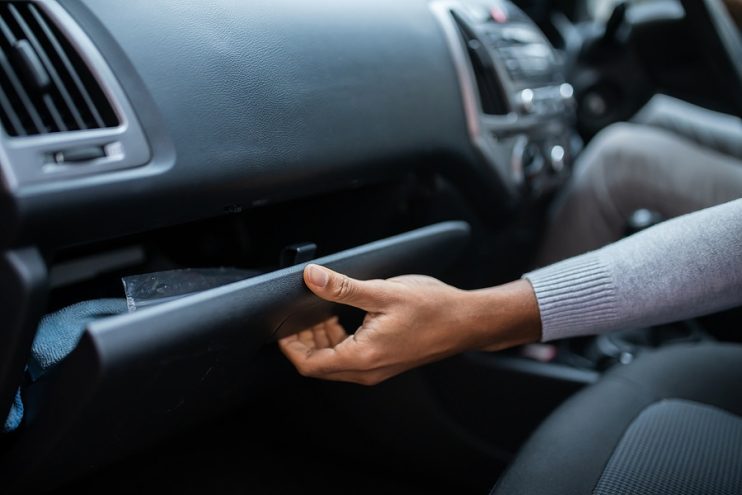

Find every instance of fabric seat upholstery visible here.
[492,343,742,495]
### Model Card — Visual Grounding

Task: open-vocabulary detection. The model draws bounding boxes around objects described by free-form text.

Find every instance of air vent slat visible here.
[0,50,45,133]
[0,84,25,135]
[8,3,86,131]
[0,1,119,137]
[41,91,66,131]
[0,10,18,43]
[0,7,57,133]
[28,4,105,128]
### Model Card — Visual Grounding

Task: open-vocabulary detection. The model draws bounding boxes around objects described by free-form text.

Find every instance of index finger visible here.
[278,335,345,378]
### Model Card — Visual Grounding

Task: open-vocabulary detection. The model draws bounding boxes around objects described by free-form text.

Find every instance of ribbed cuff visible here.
[524,253,620,341]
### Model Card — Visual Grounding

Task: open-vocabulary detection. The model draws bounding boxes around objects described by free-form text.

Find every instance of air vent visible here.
[0,2,119,137]
[451,11,508,116]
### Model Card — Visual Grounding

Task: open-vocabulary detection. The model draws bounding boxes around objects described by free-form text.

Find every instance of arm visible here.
[279,199,742,384]
[528,198,742,341]
[279,272,541,385]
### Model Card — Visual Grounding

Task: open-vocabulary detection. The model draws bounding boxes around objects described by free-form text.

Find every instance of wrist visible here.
[463,279,542,351]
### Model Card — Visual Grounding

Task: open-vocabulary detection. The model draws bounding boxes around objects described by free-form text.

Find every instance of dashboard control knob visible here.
[559,83,574,100]
[519,88,534,113]
[549,145,566,172]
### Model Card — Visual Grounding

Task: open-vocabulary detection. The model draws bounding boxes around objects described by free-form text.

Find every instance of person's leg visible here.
[536,122,742,266]
[632,95,742,160]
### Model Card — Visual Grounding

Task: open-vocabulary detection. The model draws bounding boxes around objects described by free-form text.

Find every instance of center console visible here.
[432,0,579,197]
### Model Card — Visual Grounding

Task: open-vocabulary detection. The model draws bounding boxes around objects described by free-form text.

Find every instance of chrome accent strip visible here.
[431,0,482,139]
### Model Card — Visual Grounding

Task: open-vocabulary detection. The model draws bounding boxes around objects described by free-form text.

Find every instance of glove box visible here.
[3,220,471,492]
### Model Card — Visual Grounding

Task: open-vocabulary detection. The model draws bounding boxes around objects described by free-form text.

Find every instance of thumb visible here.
[304,264,387,311]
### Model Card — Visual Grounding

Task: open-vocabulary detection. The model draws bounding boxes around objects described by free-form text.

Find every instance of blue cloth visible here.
[3,299,128,432]
[3,390,23,433]
[27,299,128,380]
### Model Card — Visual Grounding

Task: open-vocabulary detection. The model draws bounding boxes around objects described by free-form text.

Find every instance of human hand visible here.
[278,264,541,385]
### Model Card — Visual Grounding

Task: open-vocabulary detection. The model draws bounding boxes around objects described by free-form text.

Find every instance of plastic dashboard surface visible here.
[3,0,489,249]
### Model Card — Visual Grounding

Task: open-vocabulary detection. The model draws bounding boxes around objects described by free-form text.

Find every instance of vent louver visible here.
[0,2,118,137]
[451,12,508,116]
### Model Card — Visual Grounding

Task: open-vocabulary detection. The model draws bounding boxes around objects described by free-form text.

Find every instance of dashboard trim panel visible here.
[0,0,151,191]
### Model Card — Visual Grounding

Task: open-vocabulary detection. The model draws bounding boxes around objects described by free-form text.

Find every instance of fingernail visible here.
[307,264,329,288]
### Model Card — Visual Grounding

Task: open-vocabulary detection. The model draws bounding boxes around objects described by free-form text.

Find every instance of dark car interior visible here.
[0,0,740,493]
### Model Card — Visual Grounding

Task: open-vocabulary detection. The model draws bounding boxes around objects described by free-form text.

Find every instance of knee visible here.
[631,94,680,127]
[572,123,643,187]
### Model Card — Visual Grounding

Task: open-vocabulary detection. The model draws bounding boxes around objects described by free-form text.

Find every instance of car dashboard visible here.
[0,0,579,491]
[0,0,575,249]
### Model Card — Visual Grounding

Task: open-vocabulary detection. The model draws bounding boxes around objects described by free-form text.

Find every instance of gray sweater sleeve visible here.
[524,198,742,341]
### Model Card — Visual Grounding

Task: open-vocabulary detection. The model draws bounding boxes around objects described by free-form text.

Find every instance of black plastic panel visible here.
[3,221,470,492]
[0,248,47,432]
[3,0,493,250]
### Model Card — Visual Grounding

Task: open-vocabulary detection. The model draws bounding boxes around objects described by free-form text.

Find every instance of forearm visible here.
[281,199,741,384]
[464,280,543,351]
[526,199,742,341]
[280,268,544,385]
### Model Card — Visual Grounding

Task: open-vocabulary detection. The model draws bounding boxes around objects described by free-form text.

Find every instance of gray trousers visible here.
[537,95,742,266]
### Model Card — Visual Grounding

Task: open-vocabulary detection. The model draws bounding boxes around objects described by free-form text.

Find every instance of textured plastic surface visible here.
[0,249,47,434]
[2,221,470,491]
[5,0,496,250]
